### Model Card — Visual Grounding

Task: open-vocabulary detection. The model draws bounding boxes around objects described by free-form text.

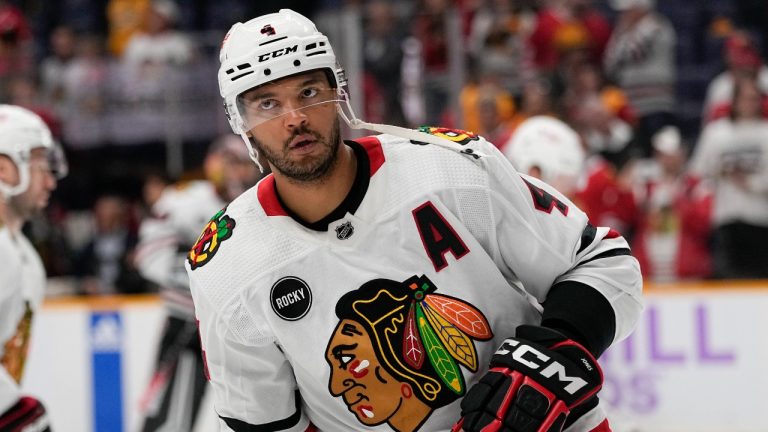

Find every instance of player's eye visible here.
[300,87,320,99]
[257,98,278,111]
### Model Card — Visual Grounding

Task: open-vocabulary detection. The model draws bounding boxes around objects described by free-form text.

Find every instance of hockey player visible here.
[503,116,586,200]
[188,9,642,432]
[134,134,261,432]
[0,105,67,431]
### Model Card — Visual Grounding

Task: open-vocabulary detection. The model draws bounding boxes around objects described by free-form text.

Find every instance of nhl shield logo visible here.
[334,221,354,240]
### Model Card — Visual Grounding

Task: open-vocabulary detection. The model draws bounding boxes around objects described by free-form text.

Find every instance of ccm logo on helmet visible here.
[258,45,298,63]
[495,339,588,394]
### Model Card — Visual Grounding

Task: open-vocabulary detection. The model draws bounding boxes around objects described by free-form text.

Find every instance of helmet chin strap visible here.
[335,88,489,157]
[238,130,265,175]
[237,86,491,177]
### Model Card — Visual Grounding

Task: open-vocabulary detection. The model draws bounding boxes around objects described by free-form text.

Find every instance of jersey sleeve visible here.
[479,142,643,355]
[0,269,23,414]
[190,276,310,432]
[134,216,183,289]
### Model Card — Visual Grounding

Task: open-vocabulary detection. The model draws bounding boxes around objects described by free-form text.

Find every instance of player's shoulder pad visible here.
[382,125,501,162]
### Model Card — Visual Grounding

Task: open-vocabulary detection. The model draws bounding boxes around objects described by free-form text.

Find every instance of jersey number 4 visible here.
[523,178,569,216]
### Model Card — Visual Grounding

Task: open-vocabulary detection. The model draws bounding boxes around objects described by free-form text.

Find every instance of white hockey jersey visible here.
[135,180,226,318]
[0,225,46,415]
[188,131,643,432]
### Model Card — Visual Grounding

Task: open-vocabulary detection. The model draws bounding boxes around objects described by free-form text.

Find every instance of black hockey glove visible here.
[453,325,603,432]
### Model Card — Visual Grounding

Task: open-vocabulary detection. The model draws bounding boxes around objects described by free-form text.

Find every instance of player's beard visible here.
[252,117,341,184]
[8,191,45,221]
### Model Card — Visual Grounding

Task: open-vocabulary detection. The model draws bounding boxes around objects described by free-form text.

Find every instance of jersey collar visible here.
[256,136,384,231]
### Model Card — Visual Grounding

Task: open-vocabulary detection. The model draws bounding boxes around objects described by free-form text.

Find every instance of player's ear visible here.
[527,165,543,180]
[0,155,18,185]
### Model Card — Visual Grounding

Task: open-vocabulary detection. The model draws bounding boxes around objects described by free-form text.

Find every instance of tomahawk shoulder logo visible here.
[188,208,235,270]
[335,221,354,240]
[270,277,312,321]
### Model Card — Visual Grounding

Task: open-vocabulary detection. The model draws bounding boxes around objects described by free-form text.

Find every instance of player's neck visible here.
[274,144,357,224]
[0,200,22,233]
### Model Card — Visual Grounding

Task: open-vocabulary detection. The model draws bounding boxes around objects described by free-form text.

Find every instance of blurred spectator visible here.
[73,194,150,295]
[565,62,635,157]
[107,0,150,57]
[575,125,639,243]
[632,126,713,282]
[459,68,515,136]
[473,84,516,147]
[690,77,768,279]
[528,0,612,74]
[363,0,406,126]
[0,0,33,100]
[6,77,61,139]
[122,0,194,67]
[603,0,676,158]
[468,0,536,98]
[39,26,76,111]
[400,35,426,126]
[703,30,768,123]
[59,33,110,150]
[506,77,557,133]
[411,0,452,125]
[564,61,636,125]
[113,0,197,144]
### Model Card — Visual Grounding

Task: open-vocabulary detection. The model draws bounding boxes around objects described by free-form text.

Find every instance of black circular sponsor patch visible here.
[270,277,312,321]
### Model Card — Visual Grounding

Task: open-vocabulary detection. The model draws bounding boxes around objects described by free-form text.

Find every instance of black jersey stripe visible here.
[579,248,632,266]
[577,223,597,255]
[219,390,302,431]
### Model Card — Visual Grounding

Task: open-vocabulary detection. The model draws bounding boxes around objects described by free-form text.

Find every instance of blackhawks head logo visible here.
[188,208,236,270]
[325,275,492,431]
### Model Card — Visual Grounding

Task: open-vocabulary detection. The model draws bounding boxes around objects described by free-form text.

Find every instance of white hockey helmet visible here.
[218,8,480,170]
[218,9,345,134]
[0,105,66,197]
[505,116,585,190]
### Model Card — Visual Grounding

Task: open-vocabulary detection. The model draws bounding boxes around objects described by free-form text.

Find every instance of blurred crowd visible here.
[5,0,768,294]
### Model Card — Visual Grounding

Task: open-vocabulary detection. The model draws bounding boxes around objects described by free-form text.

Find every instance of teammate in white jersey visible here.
[135,134,260,431]
[0,105,67,431]
[188,9,643,432]
[504,116,586,200]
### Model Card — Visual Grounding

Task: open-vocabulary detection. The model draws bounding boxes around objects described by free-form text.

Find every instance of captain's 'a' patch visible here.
[188,208,236,270]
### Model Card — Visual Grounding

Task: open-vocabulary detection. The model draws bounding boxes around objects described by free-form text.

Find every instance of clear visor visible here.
[236,84,344,129]
[47,141,68,180]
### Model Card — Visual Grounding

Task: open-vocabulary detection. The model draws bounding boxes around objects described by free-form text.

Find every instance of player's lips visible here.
[288,134,317,153]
